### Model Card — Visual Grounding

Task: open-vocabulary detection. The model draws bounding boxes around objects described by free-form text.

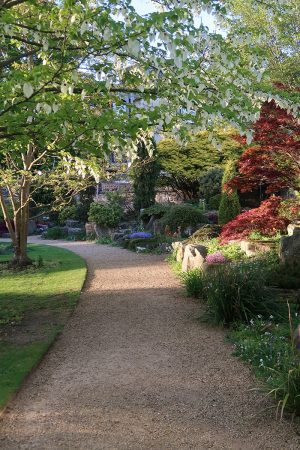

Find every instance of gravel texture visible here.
[0,238,300,449]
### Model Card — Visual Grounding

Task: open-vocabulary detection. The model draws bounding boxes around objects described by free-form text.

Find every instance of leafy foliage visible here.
[204,238,245,261]
[184,225,222,243]
[226,101,300,195]
[266,260,300,290]
[199,167,224,202]
[279,197,300,222]
[226,0,300,86]
[1,0,300,265]
[140,204,171,220]
[58,206,78,224]
[181,269,205,298]
[88,202,122,228]
[183,259,280,325]
[43,227,68,240]
[218,160,241,225]
[158,130,241,200]
[220,196,288,243]
[208,194,222,210]
[160,205,202,232]
[131,136,160,212]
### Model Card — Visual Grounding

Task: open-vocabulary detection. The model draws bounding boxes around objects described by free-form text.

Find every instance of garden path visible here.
[0,237,299,449]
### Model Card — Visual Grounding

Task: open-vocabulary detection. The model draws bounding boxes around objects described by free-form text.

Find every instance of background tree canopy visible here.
[225,0,300,87]
[157,129,243,200]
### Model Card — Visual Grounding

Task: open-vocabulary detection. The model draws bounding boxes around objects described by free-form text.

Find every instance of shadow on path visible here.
[0,238,299,449]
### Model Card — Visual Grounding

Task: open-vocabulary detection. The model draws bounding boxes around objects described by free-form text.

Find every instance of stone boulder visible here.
[240,240,277,257]
[182,244,208,272]
[172,241,187,262]
[287,222,300,236]
[280,230,300,264]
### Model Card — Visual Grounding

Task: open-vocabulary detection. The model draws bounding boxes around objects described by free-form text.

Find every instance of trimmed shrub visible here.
[58,205,77,224]
[43,227,68,240]
[140,204,171,221]
[160,204,202,232]
[88,202,122,228]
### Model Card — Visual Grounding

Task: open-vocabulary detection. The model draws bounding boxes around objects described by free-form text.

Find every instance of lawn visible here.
[0,243,86,410]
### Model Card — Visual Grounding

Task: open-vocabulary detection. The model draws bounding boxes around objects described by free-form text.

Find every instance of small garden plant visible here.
[231,311,300,418]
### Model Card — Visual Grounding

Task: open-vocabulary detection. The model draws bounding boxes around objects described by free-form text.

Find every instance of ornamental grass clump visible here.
[181,269,207,299]
[204,260,280,325]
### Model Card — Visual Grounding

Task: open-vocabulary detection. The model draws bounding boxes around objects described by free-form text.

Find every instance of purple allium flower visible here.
[128,232,153,239]
[206,251,229,264]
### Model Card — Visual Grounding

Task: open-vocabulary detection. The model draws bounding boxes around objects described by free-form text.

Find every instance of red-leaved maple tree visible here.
[220,196,289,243]
[226,100,300,194]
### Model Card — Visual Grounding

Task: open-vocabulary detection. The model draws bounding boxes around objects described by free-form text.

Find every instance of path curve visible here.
[0,238,299,449]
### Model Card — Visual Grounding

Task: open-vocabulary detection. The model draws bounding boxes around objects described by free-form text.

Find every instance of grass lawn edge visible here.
[0,243,88,416]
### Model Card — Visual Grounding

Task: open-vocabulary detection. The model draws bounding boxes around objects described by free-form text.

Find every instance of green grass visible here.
[0,243,86,410]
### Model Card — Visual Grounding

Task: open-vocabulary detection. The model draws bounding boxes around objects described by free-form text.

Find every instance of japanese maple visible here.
[220,196,289,243]
[226,100,300,194]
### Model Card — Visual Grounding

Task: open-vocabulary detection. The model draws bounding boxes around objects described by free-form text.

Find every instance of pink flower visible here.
[206,251,229,264]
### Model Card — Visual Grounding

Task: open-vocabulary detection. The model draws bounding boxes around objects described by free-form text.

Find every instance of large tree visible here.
[157,128,242,200]
[225,0,300,87]
[1,0,299,265]
[226,100,300,195]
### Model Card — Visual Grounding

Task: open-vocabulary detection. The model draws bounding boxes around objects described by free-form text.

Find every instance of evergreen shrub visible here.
[160,205,202,232]
[218,160,241,225]
[88,202,122,228]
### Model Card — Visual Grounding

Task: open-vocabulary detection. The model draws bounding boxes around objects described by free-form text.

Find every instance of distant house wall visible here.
[94,181,183,209]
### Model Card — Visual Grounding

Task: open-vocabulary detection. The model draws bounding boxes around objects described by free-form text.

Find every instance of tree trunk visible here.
[11,151,32,267]
[11,205,31,267]
[0,144,34,268]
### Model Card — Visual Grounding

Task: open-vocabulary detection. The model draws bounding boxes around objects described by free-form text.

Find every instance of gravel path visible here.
[0,238,299,449]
